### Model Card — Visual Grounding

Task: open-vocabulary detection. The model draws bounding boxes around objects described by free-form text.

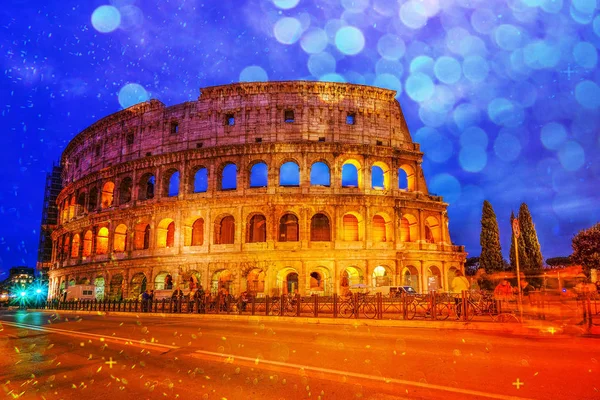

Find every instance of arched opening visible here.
[372,215,387,242]
[130,273,147,298]
[399,164,416,191]
[94,276,105,300]
[215,215,235,244]
[221,163,237,190]
[341,162,359,188]
[310,213,330,241]
[154,272,173,290]
[119,177,133,204]
[182,271,201,290]
[101,181,115,208]
[191,218,204,246]
[285,272,299,295]
[425,216,441,244]
[250,162,268,188]
[279,161,300,186]
[96,227,109,255]
[78,276,90,284]
[401,266,420,293]
[113,224,127,252]
[76,192,86,216]
[109,274,124,300]
[193,167,208,193]
[61,235,70,261]
[82,230,92,256]
[340,266,363,294]
[372,265,391,287]
[248,214,266,243]
[246,269,265,295]
[71,234,80,258]
[134,223,150,250]
[139,173,155,201]
[427,266,442,292]
[211,270,232,294]
[310,162,330,186]
[342,214,359,241]
[310,272,322,290]
[279,213,299,242]
[400,214,418,242]
[371,162,389,190]
[88,187,98,212]
[157,218,175,248]
[164,170,180,197]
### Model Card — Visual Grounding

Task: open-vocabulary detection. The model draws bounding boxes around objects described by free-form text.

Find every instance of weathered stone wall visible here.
[48,81,466,301]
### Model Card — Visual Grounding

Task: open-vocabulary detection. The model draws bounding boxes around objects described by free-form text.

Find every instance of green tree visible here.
[509,211,528,272]
[479,201,504,273]
[518,203,544,274]
[571,223,600,278]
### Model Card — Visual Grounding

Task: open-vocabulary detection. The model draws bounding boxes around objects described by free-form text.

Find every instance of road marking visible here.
[192,349,534,400]
[1,321,179,351]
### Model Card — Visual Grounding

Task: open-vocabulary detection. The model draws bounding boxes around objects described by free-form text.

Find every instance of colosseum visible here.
[47,81,466,301]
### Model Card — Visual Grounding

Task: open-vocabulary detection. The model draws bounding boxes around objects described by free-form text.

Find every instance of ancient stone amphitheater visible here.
[48,81,466,301]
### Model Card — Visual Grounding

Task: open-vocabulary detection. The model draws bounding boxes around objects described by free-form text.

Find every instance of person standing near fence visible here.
[141,290,150,312]
[451,271,470,319]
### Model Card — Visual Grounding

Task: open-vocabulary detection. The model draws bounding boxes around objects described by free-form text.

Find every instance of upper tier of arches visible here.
[57,155,425,224]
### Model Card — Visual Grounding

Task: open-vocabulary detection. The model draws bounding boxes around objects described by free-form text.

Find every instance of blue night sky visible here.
[1,0,599,278]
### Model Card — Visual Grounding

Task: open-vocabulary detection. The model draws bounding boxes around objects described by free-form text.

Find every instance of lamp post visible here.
[513,219,523,322]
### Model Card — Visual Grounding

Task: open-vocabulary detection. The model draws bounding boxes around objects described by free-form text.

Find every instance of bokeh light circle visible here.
[399,1,428,29]
[575,80,600,109]
[319,73,346,83]
[573,42,598,69]
[524,40,560,69]
[541,0,563,13]
[91,5,121,33]
[341,0,370,12]
[373,73,402,97]
[118,83,149,109]
[335,26,365,55]
[415,127,454,163]
[307,52,336,77]
[459,146,487,172]
[558,141,585,171]
[494,24,522,50]
[488,98,523,126]
[453,103,481,130]
[460,126,488,149]
[410,56,434,75]
[494,132,522,162]
[462,56,489,83]
[273,0,300,10]
[594,15,600,37]
[434,56,462,84]
[405,72,434,102]
[239,66,268,82]
[429,173,462,203]
[300,28,328,54]
[471,8,497,34]
[377,34,406,60]
[273,17,303,45]
[540,122,567,150]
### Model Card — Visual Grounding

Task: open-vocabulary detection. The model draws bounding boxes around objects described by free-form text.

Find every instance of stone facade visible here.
[47,81,466,301]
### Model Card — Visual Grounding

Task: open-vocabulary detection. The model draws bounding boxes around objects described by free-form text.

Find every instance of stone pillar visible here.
[418,209,425,245]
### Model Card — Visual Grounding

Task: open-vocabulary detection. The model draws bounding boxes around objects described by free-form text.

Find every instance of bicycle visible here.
[338,293,377,319]
[405,294,451,320]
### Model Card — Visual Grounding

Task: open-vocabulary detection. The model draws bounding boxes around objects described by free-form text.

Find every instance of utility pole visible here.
[513,218,523,322]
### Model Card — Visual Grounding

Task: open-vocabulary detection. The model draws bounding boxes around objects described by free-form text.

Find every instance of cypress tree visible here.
[479,200,504,273]
[518,203,544,274]
[509,211,528,272]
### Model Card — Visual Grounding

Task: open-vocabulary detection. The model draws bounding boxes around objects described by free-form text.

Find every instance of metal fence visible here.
[41,290,600,328]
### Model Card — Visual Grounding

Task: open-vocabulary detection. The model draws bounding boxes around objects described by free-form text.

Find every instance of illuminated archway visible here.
[425,216,441,244]
[340,266,363,294]
[96,227,109,255]
[130,273,147,297]
[157,218,175,248]
[427,266,442,292]
[113,224,127,252]
[401,266,420,293]
[101,181,115,208]
[109,274,123,300]
[400,214,418,242]
[372,265,392,287]
[211,269,233,294]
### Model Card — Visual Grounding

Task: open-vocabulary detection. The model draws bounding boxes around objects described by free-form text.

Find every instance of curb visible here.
[27,309,572,337]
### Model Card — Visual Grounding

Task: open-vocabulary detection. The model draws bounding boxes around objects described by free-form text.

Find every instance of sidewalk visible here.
[28,308,594,337]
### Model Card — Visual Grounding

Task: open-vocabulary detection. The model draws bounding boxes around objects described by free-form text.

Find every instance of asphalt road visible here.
[0,310,598,400]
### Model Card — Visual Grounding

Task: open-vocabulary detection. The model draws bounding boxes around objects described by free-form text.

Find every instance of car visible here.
[372,286,419,296]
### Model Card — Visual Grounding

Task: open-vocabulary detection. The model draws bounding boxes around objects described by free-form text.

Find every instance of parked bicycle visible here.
[338,293,378,319]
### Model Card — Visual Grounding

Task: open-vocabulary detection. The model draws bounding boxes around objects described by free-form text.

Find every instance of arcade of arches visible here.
[48,262,461,300]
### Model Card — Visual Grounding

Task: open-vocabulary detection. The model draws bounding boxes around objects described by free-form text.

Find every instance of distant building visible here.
[5,266,35,288]
[36,165,62,284]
